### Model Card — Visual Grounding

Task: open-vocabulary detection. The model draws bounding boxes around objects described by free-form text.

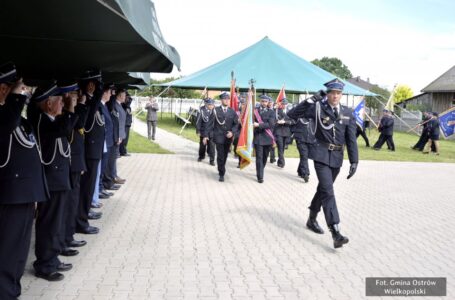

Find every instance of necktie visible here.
[333,107,339,119]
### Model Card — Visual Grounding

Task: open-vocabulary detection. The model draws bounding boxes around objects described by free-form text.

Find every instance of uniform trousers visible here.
[34,191,68,274]
[216,142,231,176]
[296,141,311,176]
[77,159,99,231]
[254,144,271,180]
[0,203,35,299]
[373,134,395,150]
[309,161,341,226]
[198,136,215,162]
[275,135,287,166]
[64,172,81,246]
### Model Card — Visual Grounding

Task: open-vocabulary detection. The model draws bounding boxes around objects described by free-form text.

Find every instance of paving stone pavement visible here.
[19,119,455,300]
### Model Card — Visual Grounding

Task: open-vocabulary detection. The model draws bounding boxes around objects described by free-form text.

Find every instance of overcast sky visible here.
[153,0,455,94]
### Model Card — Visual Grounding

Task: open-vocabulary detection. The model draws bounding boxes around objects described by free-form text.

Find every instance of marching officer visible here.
[287,79,358,248]
[0,63,48,299]
[291,115,316,182]
[373,109,395,151]
[209,92,239,182]
[196,97,215,165]
[273,98,294,168]
[253,95,276,183]
[268,100,277,164]
[27,81,79,280]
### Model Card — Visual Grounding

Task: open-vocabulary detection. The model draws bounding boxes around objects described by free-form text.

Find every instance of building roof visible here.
[422,65,455,92]
[346,76,379,91]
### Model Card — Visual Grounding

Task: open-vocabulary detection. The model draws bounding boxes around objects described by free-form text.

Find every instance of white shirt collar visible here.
[45,113,55,121]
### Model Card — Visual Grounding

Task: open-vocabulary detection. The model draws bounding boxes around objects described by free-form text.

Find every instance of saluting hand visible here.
[253,122,259,128]
[347,163,357,179]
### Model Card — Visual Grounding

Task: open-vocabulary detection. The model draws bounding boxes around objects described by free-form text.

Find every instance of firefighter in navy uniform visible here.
[291,115,316,182]
[0,63,48,299]
[273,98,294,168]
[196,98,215,165]
[253,95,276,183]
[59,82,89,253]
[76,71,105,235]
[209,92,239,182]
[288,79,358,248]
[26,81,79,281]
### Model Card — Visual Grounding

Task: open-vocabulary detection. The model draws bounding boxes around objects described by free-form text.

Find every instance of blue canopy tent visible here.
[160,37,375,96]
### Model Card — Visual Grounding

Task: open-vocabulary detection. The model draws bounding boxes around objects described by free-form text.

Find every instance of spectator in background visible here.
[145,96,159,140]
[120,93,132,156]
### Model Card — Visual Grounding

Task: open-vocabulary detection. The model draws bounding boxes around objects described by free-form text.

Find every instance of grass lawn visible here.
[280,130,455,163]
[137,111,199,143]
[136,111,455,163]
[127,130,173,154]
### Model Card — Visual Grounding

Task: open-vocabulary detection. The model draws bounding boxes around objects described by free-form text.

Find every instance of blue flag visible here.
[439,107,455,138]
[353,98,365,128]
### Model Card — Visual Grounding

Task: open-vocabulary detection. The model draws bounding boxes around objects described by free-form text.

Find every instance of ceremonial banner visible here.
[353,98,365,128]
[438,107,455,138]
[276,85,286,107]
[230,78,239,112]
[236,89,254,169]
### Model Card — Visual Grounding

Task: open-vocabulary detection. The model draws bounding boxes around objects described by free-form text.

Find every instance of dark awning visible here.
[0,0,180,80]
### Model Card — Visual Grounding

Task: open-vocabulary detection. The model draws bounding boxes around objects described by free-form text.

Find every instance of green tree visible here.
[365,85,391,112]
[311,57,353,79]
[392,85,413,104]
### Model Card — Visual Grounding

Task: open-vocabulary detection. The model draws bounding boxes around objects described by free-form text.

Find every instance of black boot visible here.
[328,224,349,248]
[306,210,324,234]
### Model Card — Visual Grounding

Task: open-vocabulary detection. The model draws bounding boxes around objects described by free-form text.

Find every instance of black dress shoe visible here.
[210,161,215,166]
[69,240,87,248]
[88,212,102,220]
[105,184,121,190]
[329,224,349,248]
[306,218,324,234]
[258,179,264,183]
[307,210,324,234]
[303,175,309,183]
[99,193,110,199]
[76,226,99,234]
[270,159,276,163]
[102,191,114,197]
[61,248,79,257]
[56,263,73,272]
[35,271,64,281]
[219,176,224,182]
[197,158,203,162]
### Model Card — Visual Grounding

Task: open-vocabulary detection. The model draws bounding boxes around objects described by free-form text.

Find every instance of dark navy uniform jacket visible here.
[84,93,105,160]
[38,110,78,191]
[291,117,316,144]
[70,103,88,172]
[103,100,116,147]
[428,118,440,140]
[211,106,239,144]
[378,116,394,136]
[253,107,276,146]
[196,106,214,138]
[288,99,358,168]
[0,93,48,204]
[273,108,293,137]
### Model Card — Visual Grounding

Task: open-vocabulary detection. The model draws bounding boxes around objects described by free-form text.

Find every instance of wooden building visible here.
[400,66,455,113]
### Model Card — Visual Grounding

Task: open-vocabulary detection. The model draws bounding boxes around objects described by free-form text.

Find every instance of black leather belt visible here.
[321,142,343,151]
